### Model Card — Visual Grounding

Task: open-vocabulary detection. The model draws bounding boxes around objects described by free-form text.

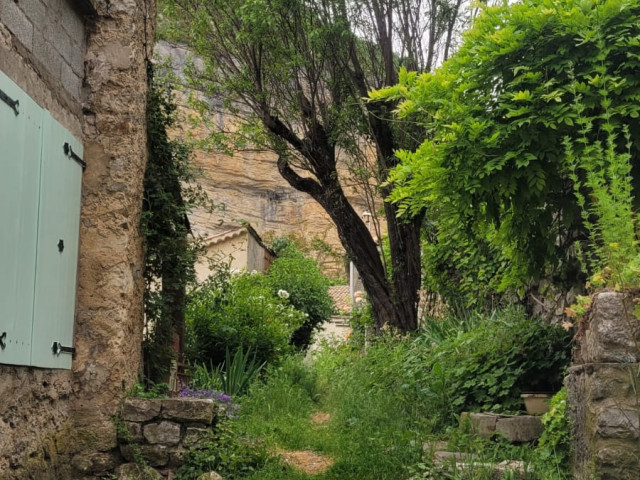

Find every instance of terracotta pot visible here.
[520,393,553,415]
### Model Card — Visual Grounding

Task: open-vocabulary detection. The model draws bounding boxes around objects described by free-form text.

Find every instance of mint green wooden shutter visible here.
[30,112,83,369]
[0,72,42,366]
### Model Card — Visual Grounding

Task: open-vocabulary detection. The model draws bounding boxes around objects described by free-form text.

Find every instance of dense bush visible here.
[185,264,305,368]
[265,244,334,349]
[404,307,572,429]
[375,0,640,305]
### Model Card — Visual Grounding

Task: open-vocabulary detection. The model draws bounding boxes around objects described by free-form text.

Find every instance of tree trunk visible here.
[309,176,418,330]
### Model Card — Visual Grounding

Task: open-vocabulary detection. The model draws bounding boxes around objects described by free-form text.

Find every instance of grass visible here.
[178,309,571,480]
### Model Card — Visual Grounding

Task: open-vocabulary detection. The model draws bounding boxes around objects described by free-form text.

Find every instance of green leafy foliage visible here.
[533,388,571,479]
[376,0,640,301]
[265,244,334,350]
[185,262,305,369]
[142,73,214,383]
[567,109,640,287]
[175,420,273,480]
[404,307,571,430]
[126,382,170,399]
[217,346,266,397]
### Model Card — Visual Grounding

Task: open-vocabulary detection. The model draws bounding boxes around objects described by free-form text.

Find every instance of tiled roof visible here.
[328,285,351,312]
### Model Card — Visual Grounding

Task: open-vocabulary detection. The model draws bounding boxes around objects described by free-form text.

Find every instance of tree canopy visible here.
[374,0,640,304]
[160,0,470,330]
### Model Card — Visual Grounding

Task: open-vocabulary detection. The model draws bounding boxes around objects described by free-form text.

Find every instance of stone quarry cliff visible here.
[155,41,379,276]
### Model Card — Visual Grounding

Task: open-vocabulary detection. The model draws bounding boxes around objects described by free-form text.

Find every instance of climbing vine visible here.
[142,71,210,384]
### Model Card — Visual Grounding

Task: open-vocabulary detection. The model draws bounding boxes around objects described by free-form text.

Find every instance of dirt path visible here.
[277,412,334,475]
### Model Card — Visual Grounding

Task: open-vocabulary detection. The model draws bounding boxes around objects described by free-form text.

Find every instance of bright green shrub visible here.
[265,245,334,350]
[533,387,571,479]
[185,269,305,368]
[374,0,640,301]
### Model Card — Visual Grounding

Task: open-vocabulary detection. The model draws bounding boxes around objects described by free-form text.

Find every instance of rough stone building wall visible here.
[0,0,154,478]
[566,291,640,480]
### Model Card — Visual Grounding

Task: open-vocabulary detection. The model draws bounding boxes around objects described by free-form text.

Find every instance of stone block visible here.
[16,0,47,28]
[495,416,544,443]
[61,60,82,101]
[197,473,224,480]
[596,408,639,440]
[118,463,162,480]
[143,421,182,446]
[121,444,170,468]
[433,451,477,462]
[162,398,216,424]
[167,446,188,467]
[33,32,63,79]
[184,426,212,448]
[60,0,84,44]
[122,398,162,422]
[460,412,498,437]
[117,421,143,443]
[582,292,640,364]
[70,452,118,474]
[0,0,34,50]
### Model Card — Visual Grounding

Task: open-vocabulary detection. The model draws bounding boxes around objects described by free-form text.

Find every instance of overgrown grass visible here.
[179,308,572,480]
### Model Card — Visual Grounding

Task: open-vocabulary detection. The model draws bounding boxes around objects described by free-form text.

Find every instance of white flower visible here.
[278,289,290,299]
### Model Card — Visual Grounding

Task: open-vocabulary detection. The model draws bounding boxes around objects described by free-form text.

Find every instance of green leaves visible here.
[374,0,640,299]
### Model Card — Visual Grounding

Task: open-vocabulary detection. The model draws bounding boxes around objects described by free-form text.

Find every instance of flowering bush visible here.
[186,269,305,368]
[266,244,334,349]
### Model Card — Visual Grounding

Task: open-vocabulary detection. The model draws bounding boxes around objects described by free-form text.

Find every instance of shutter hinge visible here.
[52,341,75,356]
[0,332,6,350]
[0,89,19,115]
[63,143,86,171]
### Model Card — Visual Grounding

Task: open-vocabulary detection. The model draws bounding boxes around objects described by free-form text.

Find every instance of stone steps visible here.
[460,412,544,443]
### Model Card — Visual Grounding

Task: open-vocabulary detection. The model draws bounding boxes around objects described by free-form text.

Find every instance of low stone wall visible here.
[118,398,217,477]
[566,291,640,480]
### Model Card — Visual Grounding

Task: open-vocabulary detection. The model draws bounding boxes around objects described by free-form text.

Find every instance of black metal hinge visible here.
[0,89,19,115]
[52,341,75,356]
[0,332,6,350]
[63,142,86,171]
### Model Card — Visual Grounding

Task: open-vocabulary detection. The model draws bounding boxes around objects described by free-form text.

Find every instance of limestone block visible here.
[184,426,212,448]
[566,362,640,479]
[197,472,224,480]
[168,446,188,467]
[118,463,162,480]
[460,412,498,436]
[122,398,162,422]
[162,398,216,424]
[121,444,170,468]
[122,422,143,443]
[495,416,544,443]
[70,452,118,474]
[143,421,181,446]
[596,408,639,440]
[582,292,640,364]
[433,451,477,462]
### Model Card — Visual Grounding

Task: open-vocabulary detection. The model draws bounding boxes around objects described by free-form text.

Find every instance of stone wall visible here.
[566,291,640,479]
[0,0,155,478]
[69,0,155,476]
[117,398,217,477]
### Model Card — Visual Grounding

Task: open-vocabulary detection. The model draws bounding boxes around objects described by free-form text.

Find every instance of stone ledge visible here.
[460,412,544,443]
[162,398,215,424]
[121,398,162,422]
